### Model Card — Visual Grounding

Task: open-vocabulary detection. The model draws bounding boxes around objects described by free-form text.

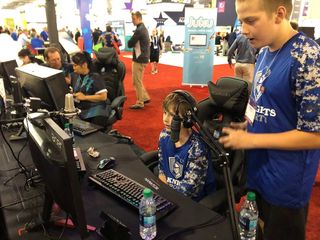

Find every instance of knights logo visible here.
[169,156,183,179]
[253,66,270,102]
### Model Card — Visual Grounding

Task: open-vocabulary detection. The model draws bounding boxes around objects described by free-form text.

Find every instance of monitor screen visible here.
[15,64,69,111]
[0,60,18,94]
[189,34,207,46]
[25,116,88,238]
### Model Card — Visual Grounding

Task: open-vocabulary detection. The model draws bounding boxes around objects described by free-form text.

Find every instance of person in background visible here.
[159,29,165,54]
[221,32,229,56]
[227,34,256,83]
[219,0,320,239]
[127,11,151,109]
[150,28,161,74]
[43,47,73,85]
[228,28,239,48]
[40,27,49,41]
[18,48,44,65]
[30,32,44,49]
[65,26,73,39]
[10,28,18,41]
[158,91,216,201]
[71,51,109,126]
[17,29,30,48]
[92,27,102,46]
[99,25,120,54]
[215,32,222,56]
[74,28,81,43]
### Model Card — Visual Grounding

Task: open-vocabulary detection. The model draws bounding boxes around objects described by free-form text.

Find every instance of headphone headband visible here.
[172,90,197,128]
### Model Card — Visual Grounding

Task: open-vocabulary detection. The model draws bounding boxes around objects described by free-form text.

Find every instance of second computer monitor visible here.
[15,64,69,111]
[25,116,88,238]
[0,59,18,95]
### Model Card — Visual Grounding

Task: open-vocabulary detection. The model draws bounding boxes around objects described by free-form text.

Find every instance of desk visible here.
[0,128,233,239]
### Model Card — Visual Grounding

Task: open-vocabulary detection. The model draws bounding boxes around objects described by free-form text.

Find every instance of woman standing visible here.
[150,29,161,74]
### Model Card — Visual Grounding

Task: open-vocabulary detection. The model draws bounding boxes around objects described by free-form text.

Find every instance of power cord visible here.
[0,121,30,185]
[0,193,44,209]
[57,214,69,240]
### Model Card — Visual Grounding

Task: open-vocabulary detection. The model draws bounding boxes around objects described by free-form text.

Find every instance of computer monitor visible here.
[15,64,69,111]
[189,34,208,46]
[25,115,88,238]
[0,60,18,95]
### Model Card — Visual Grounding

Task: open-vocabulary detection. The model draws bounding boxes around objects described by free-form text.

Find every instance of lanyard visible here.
[252,47,282,103]
[75,74,91,93]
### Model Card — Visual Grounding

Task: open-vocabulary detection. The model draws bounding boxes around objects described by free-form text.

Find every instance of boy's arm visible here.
[128,28,140,48]
[177,154,209,197]
[158,145,167,184]
[219,129,320,150]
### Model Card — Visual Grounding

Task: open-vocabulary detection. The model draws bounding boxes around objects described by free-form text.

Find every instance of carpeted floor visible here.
[114,53,320,240]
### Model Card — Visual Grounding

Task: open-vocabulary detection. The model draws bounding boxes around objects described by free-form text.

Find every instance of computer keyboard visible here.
[89,169,177,220]
[71,118,103,136]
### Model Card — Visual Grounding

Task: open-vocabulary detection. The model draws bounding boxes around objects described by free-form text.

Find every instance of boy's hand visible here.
[230,120,248,130]
[219,127,252,149]
[159,174,167,184]
[74,92,86,101]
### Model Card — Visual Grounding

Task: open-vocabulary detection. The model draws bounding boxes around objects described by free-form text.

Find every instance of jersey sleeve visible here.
[293,37,320,132]
[177,140,209,198]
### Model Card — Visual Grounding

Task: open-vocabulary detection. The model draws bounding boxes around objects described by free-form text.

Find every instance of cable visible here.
[159,215,226,240]
[57,214,69,240]
[0,194,44,209]
[0,122,30,183]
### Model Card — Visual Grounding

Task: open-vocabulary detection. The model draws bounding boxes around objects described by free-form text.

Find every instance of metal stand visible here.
[191,111,240,240]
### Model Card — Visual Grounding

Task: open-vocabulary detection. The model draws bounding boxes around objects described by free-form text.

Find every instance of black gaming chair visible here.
[93,48,127,132]
[140,77,249,214]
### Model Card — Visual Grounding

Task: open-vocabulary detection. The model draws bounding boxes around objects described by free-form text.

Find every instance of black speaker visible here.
[172,90,197,128]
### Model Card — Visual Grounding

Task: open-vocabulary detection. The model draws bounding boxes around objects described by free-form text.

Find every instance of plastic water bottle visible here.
[239,192,259,240]
[64,123,75,147]
[139,188,157,240]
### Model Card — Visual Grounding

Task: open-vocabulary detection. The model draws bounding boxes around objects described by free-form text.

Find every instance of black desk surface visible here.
[0,126,233,240]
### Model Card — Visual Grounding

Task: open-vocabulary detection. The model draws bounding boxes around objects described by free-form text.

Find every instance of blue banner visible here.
[77,0,93,54]
[183,8,217,86]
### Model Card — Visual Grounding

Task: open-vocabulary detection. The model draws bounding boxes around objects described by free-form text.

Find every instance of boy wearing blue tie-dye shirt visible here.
[219,0,320,239]
[158,91,215,201]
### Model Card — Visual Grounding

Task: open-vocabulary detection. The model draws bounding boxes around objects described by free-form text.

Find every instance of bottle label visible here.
[239,216,257,231]
[140,215,156,228]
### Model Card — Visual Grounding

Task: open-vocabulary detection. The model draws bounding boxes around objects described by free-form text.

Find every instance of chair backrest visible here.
[93,57,126,102]
[116,60,126,97]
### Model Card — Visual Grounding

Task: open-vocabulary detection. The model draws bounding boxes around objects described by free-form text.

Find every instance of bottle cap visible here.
[64,123,70,128]
[247,192,256,201]
[143,188,153,198]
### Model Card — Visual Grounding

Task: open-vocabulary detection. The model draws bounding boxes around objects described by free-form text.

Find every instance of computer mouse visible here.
[97,157,116,170]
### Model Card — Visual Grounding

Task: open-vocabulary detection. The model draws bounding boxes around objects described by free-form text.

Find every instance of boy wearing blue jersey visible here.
[219,0,320,239]
[158,92,215,201]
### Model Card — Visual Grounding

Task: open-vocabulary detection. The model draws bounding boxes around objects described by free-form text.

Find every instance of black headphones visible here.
[172,90,197,128]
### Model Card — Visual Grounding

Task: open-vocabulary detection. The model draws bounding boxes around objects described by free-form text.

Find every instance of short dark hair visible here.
[18,48,32,58]
[132,11,142,20]
[162,91,195,118]
[71,51,93,72]
[106,25,112,32]
[44,47,61,60]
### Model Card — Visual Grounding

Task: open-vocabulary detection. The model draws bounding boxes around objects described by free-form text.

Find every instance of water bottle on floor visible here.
[139,188,157,240]
[239,192,259,240]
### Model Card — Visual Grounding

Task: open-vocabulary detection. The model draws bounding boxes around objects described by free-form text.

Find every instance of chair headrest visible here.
[207,77,249,120]
[94,48,118,65]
